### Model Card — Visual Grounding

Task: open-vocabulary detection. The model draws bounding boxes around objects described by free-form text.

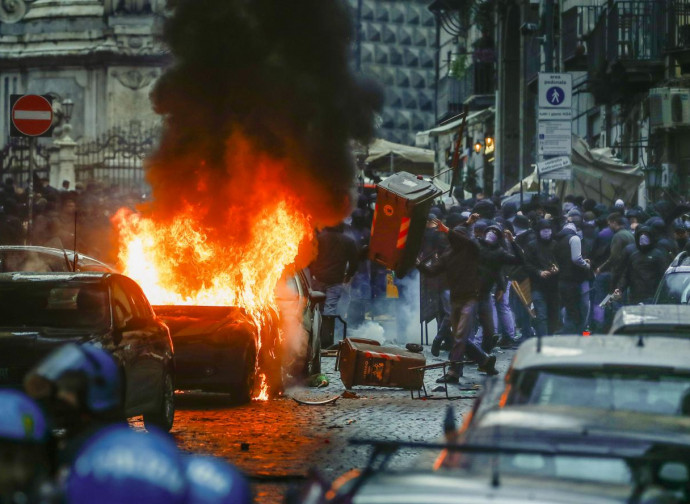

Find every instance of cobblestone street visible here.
[133,345,516,503]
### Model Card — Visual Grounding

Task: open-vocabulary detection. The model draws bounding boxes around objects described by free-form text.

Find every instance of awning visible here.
[557,135,643,205]
[415,107,495,146]
[504,136,643,205]
[365,138,435,175]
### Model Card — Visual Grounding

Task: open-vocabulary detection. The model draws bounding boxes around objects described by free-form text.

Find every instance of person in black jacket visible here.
[554,220,591,334]
[418,213,498,383]
[614,226,667,304]
[475,222,523,353]
[310,223,359,348]
[524,219,560,337]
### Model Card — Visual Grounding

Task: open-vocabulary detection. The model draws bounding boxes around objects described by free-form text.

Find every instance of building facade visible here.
[349,0,438,146]
[0,0,168,144]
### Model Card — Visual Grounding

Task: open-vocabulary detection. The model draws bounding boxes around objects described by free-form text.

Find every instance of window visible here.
[111,281,134,329]
[120,277,154,320]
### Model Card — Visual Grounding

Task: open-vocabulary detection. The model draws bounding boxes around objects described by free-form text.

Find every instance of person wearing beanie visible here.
[417,213,499,382]
[614,226,666,304]
[505,214,536,343]
[554,218,591,334]
[524,219,560,337]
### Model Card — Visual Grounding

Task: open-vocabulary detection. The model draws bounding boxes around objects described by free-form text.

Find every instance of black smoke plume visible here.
[147,0,383,227]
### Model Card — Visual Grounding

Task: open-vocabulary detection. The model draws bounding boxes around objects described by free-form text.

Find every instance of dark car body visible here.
[609,304,690,336]
[154,269,323,401]
[0,245,114,273]
[154,305,262,402]
[0,271,175,431]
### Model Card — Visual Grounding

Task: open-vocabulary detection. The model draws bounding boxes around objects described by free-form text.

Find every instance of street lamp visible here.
[62,98,74,124]
[474,141,483,154]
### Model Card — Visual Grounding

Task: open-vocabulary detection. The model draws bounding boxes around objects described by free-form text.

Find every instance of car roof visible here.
[610,304,690,333]
[469,405,690,449]
[0,271,112,283]
[513,335,690,372]
[352,470,632,504]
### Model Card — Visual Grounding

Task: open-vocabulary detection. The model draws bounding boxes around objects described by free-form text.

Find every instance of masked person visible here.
[418,213,498,384]
[524,219,560,337]
[475,222,523,353]
[555,218,591,334]
[309,223,359,348]
[614,226,667,305]
[0,389,55,504]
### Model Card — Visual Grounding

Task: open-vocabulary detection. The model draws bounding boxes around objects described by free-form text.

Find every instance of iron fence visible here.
[0,137,50,189]
[562,5,604,64]
[666,0,690,51]
[75,122,160,191]
[607,1,666,62]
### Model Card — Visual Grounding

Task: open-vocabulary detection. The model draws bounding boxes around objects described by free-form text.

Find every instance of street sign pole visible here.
[27,137,35,245]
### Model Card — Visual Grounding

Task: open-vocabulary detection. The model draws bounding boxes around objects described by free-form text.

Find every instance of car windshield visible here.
[456,454,631,485]
[656,273,690,304]
[511,369,690,416]
[0,281,109,331]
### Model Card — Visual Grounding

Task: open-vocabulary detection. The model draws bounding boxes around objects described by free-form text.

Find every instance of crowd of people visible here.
[310,189,690,383]
[0,176,145,265]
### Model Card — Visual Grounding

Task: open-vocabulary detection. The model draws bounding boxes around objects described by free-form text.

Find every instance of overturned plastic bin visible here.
[337,338,426,390]
[368,171,442,277]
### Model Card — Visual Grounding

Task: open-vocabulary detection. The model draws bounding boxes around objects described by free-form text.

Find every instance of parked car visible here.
[154,268,325,402]
[0,271,175,431]
[293,430,687,504]
[654,251,690,304]
[609,304,690,336]
[0,245,114,273]
[463,335,690,433]
[454,405,690,501]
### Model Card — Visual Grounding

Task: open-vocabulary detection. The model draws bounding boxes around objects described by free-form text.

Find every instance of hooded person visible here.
[417,213,498,383]
[645,216,677,265]
[674,220,689,251]
[475,222,523,352]
[554,219,591,334]
[499,214,535,347]
[524,219,560,337]
[614,226,667,305]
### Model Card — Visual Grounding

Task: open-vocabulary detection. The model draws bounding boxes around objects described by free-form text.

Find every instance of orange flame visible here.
[114,197,313,400]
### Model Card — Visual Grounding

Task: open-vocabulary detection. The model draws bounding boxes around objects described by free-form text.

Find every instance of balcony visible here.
[585,1,666,103]
[562,5,603,71]
[437,60,495,120]
[667,0,690,72]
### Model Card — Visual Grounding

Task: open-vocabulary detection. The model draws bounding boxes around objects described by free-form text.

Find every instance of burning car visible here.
[152,268,324,402]
[0,271,175,431]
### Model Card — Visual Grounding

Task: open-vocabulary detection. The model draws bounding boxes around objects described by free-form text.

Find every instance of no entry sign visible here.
[10,94,54,137]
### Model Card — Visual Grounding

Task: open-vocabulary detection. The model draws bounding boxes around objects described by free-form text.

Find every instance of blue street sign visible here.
[546,86,565,106]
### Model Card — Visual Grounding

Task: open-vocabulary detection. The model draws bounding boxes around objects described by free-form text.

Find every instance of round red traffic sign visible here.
[11,94,53,137]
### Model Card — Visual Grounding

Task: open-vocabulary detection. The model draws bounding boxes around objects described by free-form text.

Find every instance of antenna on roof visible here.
[72,209,78,271]
[536,331,542,353]
[637,333,644,348]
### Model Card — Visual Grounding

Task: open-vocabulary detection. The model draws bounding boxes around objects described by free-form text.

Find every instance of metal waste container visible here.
[337,338,426,390]
[368,171,442,277]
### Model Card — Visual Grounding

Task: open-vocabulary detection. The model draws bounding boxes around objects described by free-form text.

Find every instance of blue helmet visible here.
[66,425,188,504]
[25,343,121,413]
[184,456,252,504]
[0,389,48,443]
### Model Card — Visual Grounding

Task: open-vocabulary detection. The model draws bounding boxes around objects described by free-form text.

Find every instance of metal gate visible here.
[75,121,160,191]
[0,137,50,189]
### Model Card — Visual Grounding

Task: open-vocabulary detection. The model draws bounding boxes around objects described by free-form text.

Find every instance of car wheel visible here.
[232,344,256,404]
[143,368,175,432]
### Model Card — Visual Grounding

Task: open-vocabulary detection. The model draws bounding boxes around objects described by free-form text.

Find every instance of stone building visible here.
[0,0,168,144]
[348,0,437,145]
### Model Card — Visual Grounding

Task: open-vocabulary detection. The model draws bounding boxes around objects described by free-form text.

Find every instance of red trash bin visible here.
[368,171,442,277]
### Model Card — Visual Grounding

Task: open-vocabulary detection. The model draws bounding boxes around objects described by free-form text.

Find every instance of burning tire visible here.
[231,343,256,404]
[143,368,175,432]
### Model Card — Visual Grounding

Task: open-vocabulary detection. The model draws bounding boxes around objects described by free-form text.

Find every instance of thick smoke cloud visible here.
[147,0,383,228]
